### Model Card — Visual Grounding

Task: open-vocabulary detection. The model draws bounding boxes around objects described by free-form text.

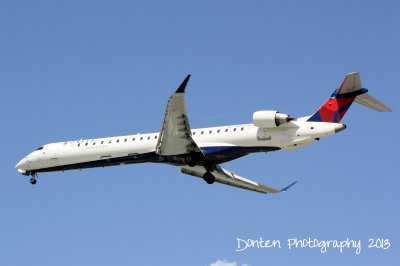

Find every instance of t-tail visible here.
[307,72,392,123]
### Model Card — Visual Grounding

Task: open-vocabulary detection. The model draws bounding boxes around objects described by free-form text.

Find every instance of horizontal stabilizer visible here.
[354,92,392,112]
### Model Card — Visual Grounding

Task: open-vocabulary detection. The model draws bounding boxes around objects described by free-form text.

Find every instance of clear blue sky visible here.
[1,1,399,265]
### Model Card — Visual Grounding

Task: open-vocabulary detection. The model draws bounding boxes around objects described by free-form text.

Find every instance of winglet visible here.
[175,75,191,93]
[280,181,297,192]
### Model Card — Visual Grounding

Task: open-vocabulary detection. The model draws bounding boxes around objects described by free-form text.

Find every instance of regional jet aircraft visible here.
[15,73,391,194]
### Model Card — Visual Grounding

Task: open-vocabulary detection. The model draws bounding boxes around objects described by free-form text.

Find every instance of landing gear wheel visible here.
[29,177,37,185]
[184,151,198,167]
[184,155,196,167]
[205,165,216,172]
[203,172,215,184]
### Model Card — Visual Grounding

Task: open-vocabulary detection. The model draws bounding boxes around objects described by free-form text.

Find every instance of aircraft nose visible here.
[15,158,29,173]
[334,124,347,133]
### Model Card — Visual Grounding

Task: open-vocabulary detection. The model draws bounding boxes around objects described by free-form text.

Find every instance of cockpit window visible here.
[36,147,43,150]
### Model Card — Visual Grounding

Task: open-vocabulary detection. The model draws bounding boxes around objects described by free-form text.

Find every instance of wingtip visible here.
[175,74,191,93]
[280,181,297,192]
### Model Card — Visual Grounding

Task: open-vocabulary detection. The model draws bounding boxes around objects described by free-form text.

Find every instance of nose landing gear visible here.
[29,177,37,185]
[27,172,38,185]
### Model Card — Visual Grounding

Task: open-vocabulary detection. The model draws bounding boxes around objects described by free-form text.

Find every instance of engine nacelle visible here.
[253,110,294,128]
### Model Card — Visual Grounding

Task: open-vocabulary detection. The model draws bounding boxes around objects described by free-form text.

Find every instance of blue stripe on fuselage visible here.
[31,145,281,173]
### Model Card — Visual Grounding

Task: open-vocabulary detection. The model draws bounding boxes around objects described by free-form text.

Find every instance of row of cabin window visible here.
[192,127,244,135]
[77,127,245,147]
[78,135,158,147]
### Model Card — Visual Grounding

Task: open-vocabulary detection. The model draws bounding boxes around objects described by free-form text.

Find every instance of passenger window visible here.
[101,141,104,144]
[124,138,127,142]
[78,143,80,147]
[147,136,150,140]
[117,139,120,143]
[140,137,143,140]
[132,138,135,141]
[241,127,244,131]
[193,132,196,135]
[109,140,112,144]
[234,128,236,132]
[209,130,212,134]
[154,135,157,139]
[225,129,228,132]
[93,142,96,145]
[85,143,88,146]
[217,130,220,133]
[201,131,204,135]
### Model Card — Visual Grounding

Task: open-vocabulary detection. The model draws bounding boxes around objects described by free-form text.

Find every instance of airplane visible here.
[15,72,391,194]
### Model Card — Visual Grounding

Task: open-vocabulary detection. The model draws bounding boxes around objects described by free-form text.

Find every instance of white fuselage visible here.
[15,121,344,174]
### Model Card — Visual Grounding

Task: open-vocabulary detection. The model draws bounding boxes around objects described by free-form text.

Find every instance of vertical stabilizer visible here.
[307,73,364,123]
[307,72,391,123]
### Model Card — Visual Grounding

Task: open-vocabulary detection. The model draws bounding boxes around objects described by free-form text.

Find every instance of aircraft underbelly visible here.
[32,144,280,173]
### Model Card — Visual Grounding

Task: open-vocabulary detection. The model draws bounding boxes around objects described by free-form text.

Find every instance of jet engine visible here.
[253,110,294,128]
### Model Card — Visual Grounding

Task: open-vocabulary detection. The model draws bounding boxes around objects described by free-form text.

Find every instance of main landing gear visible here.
[183,151,215,184]
[203,172,215,184]
[184,151,200,167]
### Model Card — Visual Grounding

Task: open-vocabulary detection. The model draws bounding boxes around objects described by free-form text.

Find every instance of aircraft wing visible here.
[180,165,297,194]
[156,75,203,156]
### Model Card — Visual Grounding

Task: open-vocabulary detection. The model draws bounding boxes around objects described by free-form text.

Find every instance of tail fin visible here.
[307,72,391,123]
